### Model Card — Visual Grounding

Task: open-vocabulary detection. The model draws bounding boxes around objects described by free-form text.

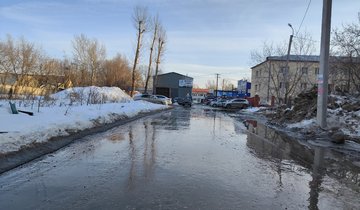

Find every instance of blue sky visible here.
[1,0,359,87]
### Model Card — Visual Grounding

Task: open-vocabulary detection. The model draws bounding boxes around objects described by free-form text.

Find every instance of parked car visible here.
[223,98,249,109]
[211,99,228,107]
[133,94,172,105]
[153,95,172,105]
[133,93,152,101]
[203,96,216,105]
[177,97,192,107]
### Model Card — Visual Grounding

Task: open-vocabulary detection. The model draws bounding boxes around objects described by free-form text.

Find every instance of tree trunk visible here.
[144,23,158,93]
[131,22,143,97]
[153,39,164,94]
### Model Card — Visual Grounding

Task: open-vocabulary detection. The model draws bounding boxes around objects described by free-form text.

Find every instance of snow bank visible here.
[287,119,316,129]
[50,86,132,105]
[0,87,167,154]
[246,107,260,113]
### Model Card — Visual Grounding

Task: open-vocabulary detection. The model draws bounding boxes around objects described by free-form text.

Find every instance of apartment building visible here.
[251,55,360,104]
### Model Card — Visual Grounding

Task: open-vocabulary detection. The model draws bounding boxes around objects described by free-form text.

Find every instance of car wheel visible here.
[226,104,231,109]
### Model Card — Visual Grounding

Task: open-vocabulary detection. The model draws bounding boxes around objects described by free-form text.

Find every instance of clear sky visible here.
[1,0,359,87]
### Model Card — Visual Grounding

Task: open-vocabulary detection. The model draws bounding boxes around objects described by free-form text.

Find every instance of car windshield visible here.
[155,95,166,98]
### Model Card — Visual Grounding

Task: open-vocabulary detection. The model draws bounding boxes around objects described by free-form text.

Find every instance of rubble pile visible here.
[266,87,318,124]
[262,88,360,144]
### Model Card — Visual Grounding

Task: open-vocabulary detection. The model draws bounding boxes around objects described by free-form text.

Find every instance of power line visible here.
[296,0,312,35]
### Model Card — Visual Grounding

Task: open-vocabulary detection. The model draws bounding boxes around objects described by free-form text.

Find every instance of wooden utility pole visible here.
[317,0,332,129]
[285,23,294,104]
[215,73,220,97]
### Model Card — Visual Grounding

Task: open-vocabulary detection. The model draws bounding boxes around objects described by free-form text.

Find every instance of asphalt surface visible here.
[0,105,359,209]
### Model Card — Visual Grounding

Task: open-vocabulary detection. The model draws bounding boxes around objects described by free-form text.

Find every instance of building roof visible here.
[251,55,360,69]
[267,55,320,62]
[251,55,319,69]
[157,72,193,79]
[192,88,209,93]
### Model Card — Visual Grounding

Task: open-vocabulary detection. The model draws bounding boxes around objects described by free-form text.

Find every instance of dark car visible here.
[177,97,192,107]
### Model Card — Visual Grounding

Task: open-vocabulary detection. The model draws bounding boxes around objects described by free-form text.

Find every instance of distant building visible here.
[250,55,360,104]
[153,72,193,99]
[192,88,209,103]
[0,73,72,96]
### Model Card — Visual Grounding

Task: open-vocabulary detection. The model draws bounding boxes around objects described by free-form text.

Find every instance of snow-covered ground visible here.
[0,86,168,154]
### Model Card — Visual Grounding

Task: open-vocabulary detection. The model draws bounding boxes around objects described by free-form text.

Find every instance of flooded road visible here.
[0,105,359,209]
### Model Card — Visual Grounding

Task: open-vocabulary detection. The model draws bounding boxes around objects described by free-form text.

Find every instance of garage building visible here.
[153,72,193,99]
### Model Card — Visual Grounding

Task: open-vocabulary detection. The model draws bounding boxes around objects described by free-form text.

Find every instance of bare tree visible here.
[72,34,106,86]
[0,35,42,97]
[221,79,234,91]
[205,80,216,90]
[101,54,132,90]
[332,12,360,93]
[131,6,148,96]
[153,25,166,94]
[144,15,160,93]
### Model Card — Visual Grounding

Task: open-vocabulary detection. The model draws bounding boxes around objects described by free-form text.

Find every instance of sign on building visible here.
[179,79,193,87]
[237,80,247,93]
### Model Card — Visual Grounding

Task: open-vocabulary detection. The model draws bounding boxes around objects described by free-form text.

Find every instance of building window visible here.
[280,67,289,74]
[255,84,258,91]
[302,67,308,74]
[315,68,319,75]
[301,83,307,89]
[279,82,283,88]
[256,71,259,77]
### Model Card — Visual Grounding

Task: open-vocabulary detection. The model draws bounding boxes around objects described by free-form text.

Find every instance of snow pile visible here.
[246,107,260,113]
[0,86,167,154]
[50,86,132,105]
[287,119,316,129]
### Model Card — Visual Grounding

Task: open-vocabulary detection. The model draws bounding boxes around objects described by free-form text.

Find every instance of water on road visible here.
[0,105,359,209]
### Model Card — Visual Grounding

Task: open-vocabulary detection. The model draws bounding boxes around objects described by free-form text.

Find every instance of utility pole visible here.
[215,73,220,97]
[317,0,332,129]
[285,23,294,104]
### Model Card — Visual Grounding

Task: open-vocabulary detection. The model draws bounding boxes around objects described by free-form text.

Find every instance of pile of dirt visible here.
[265,87,318,124]
[262,87,360,144]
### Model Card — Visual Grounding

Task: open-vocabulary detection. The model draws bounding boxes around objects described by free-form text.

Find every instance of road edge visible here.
[0,108,172,175]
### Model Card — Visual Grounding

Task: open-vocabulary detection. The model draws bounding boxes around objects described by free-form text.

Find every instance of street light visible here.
[286,23,294,68]
[284,23,294,105]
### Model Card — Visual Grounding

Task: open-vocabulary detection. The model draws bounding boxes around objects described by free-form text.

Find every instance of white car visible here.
[133,94,172,105]
[153,95,172,105]
[223,98,249,109]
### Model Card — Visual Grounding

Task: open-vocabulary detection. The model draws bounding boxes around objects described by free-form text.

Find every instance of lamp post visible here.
[285,23,294,104]
[286,23,294,63]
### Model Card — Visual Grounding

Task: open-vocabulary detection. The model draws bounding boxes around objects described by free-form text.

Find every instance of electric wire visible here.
[296,0,312,35]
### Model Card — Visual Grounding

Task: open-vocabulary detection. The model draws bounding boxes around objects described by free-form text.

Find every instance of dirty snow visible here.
[0,87,167,154]
[287,119,316,129]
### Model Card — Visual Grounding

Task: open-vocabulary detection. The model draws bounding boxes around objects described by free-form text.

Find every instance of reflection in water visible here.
[152,109,191,130]
[308,147,325,210]
[244,120,360,210]
[126,121,157,191]
[127,125,136,190]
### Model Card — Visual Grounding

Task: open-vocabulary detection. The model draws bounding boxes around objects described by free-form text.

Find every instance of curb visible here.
[0,108,172,175]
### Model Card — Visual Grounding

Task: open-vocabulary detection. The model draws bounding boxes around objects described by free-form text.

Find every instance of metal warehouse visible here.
[153,72,193,99]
